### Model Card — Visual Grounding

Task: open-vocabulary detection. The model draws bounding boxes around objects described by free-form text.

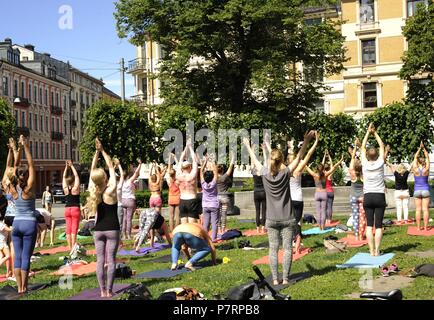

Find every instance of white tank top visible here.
[290,175,303,202]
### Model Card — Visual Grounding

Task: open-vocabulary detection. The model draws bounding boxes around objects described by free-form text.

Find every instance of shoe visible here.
[380,266,390,277]
[185,262,196,271]
[388,263,399,274]
[7,277,16,282]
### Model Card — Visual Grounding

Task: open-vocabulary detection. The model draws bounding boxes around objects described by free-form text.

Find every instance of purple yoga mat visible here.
[118,243,171,257]
[68,284,132,300]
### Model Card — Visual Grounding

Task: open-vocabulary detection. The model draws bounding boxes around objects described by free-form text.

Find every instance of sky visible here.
[0,0,136,97]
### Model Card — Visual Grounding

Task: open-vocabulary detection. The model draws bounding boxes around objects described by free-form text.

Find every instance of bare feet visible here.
[282,280,289,285]
[185,262,196,271]
[101,291,107,298]
[273,280,280,286]
[106,291,113,298]
[171,263,178,270]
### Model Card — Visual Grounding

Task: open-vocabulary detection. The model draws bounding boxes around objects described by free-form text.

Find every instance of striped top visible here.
[14,189,36,222]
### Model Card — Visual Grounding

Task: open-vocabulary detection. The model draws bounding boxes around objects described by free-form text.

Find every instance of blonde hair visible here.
[397,164,407,175]
[270,149,284,176]
[86,168,106,215]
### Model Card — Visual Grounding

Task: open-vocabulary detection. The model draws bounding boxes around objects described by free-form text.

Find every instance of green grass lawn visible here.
[2,210,434,300]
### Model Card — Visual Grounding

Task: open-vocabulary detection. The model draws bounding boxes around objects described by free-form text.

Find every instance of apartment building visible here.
[0,38,71,195]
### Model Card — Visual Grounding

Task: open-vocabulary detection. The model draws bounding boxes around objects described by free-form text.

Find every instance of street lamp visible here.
[14,97,21,104]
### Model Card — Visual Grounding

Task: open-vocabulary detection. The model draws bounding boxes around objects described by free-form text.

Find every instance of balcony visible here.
[51,131,64,141]
[13,96,30,108]
[71,119,77,127]
[51,105,63,115]
[70,99,77,107]
[17,127,30,137]
[72,139,78,148]
[128,58,147,74]
[355,21,381,36]
[130,93,147,106]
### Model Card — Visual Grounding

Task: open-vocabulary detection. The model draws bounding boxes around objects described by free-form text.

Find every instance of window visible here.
[305,18,322,26]
[21,112,26,127]
[65,144,68,160]
[363,83,377,108]
[21,81,25,98]
[52,118,55,132]
[304,64,324,83]
[51,92,54,106]
[39,88,43,103]
[46,142,49,159]
[14,80,18,97]
[40,115,43,131]
[72,150,76,162]
[34,114,38,131]
[28,84,32,101]
[29,113,32,130]
[56,93,59,107]
[362,39,376,65]
[35,142,38,159]
[57,143,61,159]
[407,0,427,17]
[63,96,67,109]
[40,142,44,159]
[29,141,33,157]
[46,116,49,132]
[360,0,375,24]
[2,76,9,96]
[14,110,18,125]
[64,120,67,135]
[34,86,37,103]
[141,78,148,96]
[56,118,60,132]
[45,89,48,105]
[52,144,55,160]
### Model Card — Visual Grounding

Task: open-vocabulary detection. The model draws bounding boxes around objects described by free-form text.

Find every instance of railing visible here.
[356,20,380,32]
[71,120,77,127]
[50,105,63,115]
[13,96,30,108]
[128,58,147,73]
[51,131,64,141]
[130,93,147,104]
[17,127,30,137]
[70,99,76,107]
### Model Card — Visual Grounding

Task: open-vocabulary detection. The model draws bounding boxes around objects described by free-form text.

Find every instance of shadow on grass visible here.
[304,263,337,277]
[385,243,420,253]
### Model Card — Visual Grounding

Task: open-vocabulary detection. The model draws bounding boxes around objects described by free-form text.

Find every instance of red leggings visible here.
[65,206,81,235]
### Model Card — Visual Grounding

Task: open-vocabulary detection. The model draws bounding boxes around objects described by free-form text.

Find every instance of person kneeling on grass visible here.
[171,222,216,271]
[35,208,55,247]
[0,213,12,269]
[134,208,172,252]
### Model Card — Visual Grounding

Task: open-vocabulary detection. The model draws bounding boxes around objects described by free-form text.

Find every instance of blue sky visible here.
[0,0,136,97]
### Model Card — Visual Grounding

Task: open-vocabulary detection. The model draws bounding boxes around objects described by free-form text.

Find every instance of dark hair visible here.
[217,165,225,175]
[13,167,28,189]
[204,171,214,183]
[317,164,325,180]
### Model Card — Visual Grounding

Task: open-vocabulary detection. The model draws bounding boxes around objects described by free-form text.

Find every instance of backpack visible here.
[115,263,133,279]
[220,229,242,241]
[226,282,256,300]
[122,283,152,300]
[414,264,434,277]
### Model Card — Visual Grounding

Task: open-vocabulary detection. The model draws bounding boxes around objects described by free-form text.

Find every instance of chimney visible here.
[43,52,51,58]
[24,44,35,51]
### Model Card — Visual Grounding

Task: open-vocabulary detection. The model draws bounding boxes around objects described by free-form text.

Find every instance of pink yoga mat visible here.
[337,235,368,248]
[0,274,8,283]
[393,219,414,226]
[37,246,70,255]
[314,220,340,228]
[243,229,267,237]
[407,226,434,236]
[50,262,97,276]
[252,248,312,265]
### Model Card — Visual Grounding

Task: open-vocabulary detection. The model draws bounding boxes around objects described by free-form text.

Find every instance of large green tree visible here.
[80,100,155,165]
[360,102,434,162]
[0,99,17,172]
[115,0,346,135]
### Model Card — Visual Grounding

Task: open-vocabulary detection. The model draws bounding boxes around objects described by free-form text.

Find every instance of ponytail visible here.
[86,168,106,216]
[270,149,284,176]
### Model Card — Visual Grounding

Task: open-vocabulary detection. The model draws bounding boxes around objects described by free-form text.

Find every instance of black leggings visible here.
[363,193,386,229]
[292,201,304,237]
[254,191,266,227]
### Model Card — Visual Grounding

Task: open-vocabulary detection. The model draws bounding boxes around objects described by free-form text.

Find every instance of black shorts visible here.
[179,198,201,220]
[4,216,14,227]
[292,201,304,237]
[153,214,165,230]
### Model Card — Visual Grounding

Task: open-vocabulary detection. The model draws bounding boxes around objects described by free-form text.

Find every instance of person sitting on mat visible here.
[134,208,172,252]
[0,211,12,270]
[171,223,216,271]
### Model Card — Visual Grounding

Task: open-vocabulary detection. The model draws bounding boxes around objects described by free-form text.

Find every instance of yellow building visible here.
[325,0,428,116]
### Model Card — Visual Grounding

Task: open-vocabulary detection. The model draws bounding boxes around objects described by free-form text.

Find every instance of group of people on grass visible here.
[0,122,431,296]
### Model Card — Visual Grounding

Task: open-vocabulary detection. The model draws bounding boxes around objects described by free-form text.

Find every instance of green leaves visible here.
[79,100,155,165]
[0,99,17,171]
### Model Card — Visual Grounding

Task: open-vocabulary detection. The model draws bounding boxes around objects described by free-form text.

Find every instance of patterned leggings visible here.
[351,196,366,238]
[135,209,158,248]
[94,230,120,293]
[218,195,230,230]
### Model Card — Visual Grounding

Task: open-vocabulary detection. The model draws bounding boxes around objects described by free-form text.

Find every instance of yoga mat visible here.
[393,219,414,226]
[0,283,51,300]
[134,268,194,279]
[50,262,97,276]
[118,243,170,257]
[314,220,340,228]
[37,245,70,255]
[238,219,256,224]
[58,232,92,240]
[337,236,368,248]
[407,226,434,236]
[302,227,335,236]
[252,248,312,265]
[146,254,172,263]
[0,275,9,283]
[336,253,395,269]
[243,229,267,237]
[68,284,132,300]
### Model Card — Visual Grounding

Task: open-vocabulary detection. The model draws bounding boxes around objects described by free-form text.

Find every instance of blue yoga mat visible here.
[302,227,335,236]
[118,243,170,257]
[336,253,395,269]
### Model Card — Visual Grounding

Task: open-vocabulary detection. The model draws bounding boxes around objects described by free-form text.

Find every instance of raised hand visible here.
[242,137,250,146]
[355,138,361,148]
[420,141,425,150]
[368,123,376,133]
[95,137,103,151]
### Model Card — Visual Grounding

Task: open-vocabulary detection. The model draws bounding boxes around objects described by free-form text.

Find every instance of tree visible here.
[360,102,434,163]
[303,112,357,164]
[79,100,155,165]
[115,0,346,136]
[0,99,17,172]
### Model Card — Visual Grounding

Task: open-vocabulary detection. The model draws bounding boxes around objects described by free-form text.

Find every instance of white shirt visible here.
[0,222,8,245]
[361,158,385,194]
[290,175,303,202]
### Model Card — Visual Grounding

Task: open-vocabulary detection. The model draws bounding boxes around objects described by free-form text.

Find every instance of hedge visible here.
[385,181,415,196]
[80,190,168,208]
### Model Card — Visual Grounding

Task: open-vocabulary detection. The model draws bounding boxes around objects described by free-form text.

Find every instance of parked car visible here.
[51,183,65,203]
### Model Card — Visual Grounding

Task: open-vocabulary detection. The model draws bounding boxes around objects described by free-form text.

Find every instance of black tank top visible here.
[253,174,264,192]
[65,187,80,207]
[94,201,120,232]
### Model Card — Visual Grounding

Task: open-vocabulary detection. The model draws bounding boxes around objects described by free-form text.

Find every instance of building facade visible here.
[0,38,71,196]
[323,0,429,116]
[69,68,104,163]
